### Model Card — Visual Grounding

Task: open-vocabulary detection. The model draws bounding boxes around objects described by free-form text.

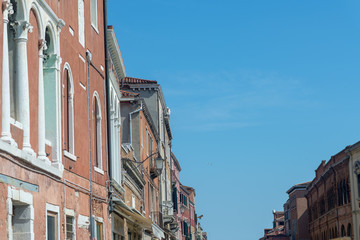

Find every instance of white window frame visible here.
[132,194,136,208]
[109,84,121,184]
[46,203,60,240]
[65,208,76,240]
[140,116,143,149]
[94,216,104,240]
[63,63,76,158]
[78,0,85,47]
[7,187,34,240]
[90,0,98,32]
[93,92,103,172]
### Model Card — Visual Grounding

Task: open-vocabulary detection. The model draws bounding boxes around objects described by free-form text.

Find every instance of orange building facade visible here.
[0,0,110,239]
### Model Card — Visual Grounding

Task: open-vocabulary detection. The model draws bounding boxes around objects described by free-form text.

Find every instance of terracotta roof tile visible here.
[122,77,157,84]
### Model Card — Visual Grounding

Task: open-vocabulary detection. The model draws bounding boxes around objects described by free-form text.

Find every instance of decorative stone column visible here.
[14,20,34,155]
[38,39,50,164]
[1,0,16,146]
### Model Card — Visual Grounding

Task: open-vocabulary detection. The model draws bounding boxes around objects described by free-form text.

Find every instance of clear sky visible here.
[107,0,360,239]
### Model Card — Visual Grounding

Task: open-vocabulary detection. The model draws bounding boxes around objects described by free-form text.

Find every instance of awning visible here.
[113,198,152,230]
[152,223,165,239]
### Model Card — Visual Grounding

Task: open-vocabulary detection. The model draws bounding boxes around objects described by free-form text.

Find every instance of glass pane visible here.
[47,215,56,240]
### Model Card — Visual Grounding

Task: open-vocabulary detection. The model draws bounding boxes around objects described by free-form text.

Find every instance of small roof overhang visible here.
[113,197,152,230]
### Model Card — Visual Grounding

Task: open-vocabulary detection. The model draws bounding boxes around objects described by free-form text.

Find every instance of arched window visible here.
[341,225,346,237]
[44,26,58,154]
[343,180,348,204]
[93,94,102,170]
[346,178,351,204]
[347,224,352,237]
[335,227,338,237]
[63,65,74,155]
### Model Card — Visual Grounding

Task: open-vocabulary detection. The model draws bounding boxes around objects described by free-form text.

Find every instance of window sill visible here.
[10,118,23,129]
[94,166,104,175]
[0,139,63,178]
[63,150,77,161]
[91,24,99,34]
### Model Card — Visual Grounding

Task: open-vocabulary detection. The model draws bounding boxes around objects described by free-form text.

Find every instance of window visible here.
[109,85,121,184]
[63,65,75,155]
[66,215,75,240]
[7,188,34,240]
[140,116,143,148]
[341,225,346,237]
[348,223,352,237]
[47,212,58,240]
[44,25,61,163]
[12,204,32,239]
[132,194,136,208]
[96,221,103,240]
[93,94,102,171]
[78,0,85,46]
[147,131,153,167]
[46,204,60,240]
[90,0,98,30]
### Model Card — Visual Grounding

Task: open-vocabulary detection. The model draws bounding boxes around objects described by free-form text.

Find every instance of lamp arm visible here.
[123,151,158,165]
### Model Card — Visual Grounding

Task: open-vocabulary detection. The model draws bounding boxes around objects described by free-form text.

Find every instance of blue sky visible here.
[108,0,360,239]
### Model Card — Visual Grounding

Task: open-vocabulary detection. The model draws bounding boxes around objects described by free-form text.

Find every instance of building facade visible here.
[0,1,207,239]
[0,0,111,239]
[306,149,353,240]
[284,182,310,240]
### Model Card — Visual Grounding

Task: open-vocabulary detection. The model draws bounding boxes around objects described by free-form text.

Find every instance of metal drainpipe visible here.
[86,50,95,239]
[129,101,142,146]
[102,0,113,214]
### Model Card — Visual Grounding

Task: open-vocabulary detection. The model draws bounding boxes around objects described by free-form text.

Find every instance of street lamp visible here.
[123,151,164,173]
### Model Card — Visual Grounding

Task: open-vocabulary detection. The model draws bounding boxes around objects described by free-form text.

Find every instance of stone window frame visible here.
[6,186,34,240]
[46,203,60,240]
[90,0,98,32]
[65,208,76,240]
[63,63,76,161]
[93,91,103,174]
[94,216,104,240]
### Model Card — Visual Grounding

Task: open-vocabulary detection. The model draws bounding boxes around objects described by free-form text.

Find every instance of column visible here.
[14,20,34,155]
[1,0,16,146]
[38,39,50,163]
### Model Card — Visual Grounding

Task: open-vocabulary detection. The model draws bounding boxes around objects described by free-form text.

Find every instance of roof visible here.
[120,90,140,98]
[107,26,126,79]
[286,181,311,194]
[122,77,157,85]
[171,152,181,171]
[182,185,196,197]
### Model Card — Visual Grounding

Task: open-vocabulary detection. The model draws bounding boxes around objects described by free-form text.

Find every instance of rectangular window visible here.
[66,215,75,240]
[12,204,32,239]
[96,221,103,240]
[47,212,58,240]
[140,117,143,148]
[148,133,153,166]
[78,0,85,46]
[90,0,98,30]
[46,204,60,240]
[132,195,136,208]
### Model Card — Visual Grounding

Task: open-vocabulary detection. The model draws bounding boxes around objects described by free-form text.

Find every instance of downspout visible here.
[129,101,142,146]
[103,0,113,214]
[86,50,95,239]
